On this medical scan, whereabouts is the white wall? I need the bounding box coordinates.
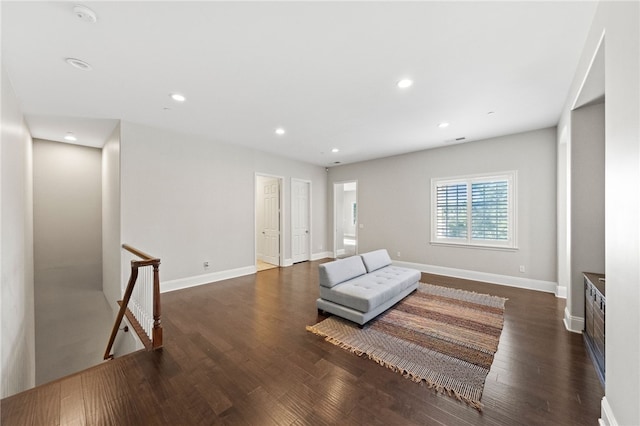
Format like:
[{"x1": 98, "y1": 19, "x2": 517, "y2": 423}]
[
  {"x1": 120, "y1": 121, "x2": 327, "y2": 289},
  {"x1": 102, "y1": 124, "x2": 121, "y2": 310},
  {"x1": 328, "y1": 127, "x2": 557, "y2": 289},
  {"x1": 1, "y1": 65, "x2": 35, "y2": 397},
  {"x1": 557, "y1": 2, "x2": 640, "y2": 424}
]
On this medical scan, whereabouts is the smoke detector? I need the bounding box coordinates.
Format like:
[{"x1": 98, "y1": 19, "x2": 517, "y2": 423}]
[{"x1": 73, "y1": 5, "x2": 98, "y2": 23}]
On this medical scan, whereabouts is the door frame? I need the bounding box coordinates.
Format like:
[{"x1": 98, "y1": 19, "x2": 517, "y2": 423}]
[
  {"x1": 333, "y1": 180, "x2": 358, "y2": 258},
  {"x1": 291, "y1": 178, "x2": 312, "y2": 263},
  {"x1": 255, "y1": 173, "x2": 285, "y2": 268}
]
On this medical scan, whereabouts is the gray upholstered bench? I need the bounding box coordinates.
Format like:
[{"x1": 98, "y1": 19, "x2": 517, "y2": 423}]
[{"x1": 316, "y1": 249, "x2": 420, "y2": 325}]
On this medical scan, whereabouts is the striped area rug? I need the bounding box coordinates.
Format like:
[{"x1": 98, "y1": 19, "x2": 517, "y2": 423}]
[{"x1": 306, "y1": 283, "x2": 507, "y2": 410}]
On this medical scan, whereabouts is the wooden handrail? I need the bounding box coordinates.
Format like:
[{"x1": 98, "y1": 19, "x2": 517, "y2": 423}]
[
  {"x1": 122, "y1": 243, "x2": 158, "y2": 261},
  {"x1": 104, "y1": 244, "x2": 163, "y2": 360}
]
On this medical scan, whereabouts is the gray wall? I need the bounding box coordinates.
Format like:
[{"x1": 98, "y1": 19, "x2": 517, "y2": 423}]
[
  {"x1": 557, "y1": 2, "x2": 640, "y2": 424},
  {"x1": 33, "y1": 140, "x2": 102, "y2": 290},
  {"x1": 569, "y1": 102, "x2": 605, "y2": 321},
  {"x1": 102, "y1": 124, "x2": 121, "y2": 310},
  {"x1": 0, "y1": 65, "x2": 35, "y2": 397},
  {"x1": 120, "y1": 121, "x2": 328, "y2": 285},
  {"x1": 32, "y1": 139, "x2": 104, "y2": 384},
  {"x1": 328, "y1": 127, "x2": 557, "y2": 283}
]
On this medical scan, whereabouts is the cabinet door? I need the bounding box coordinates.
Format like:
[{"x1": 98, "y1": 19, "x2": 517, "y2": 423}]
[
  {"x1": 585, "y1": 283, "x2": 594, "y2": 337},
  {"x1": 593, "y1": 296, "x2": 605, "y2": 369}
]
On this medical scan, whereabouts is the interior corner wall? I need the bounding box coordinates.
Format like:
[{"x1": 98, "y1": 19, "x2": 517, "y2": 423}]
[
  {"x1": 327, "y1": 127, "x2": 557, "y2": 284},
  {"x1": 557, "y1": 2, "x2": 640, "y2": 424},
  {"x1": 568, "y1": 102, "x2": 605, "y2": 322},
  {"x1": 557, "y1": 125, "x2": 570, "y2": 297},
  {"x1": 1, "y1": 65, "x2": 35, "y2": 397},
  {"x1": 119, "y1": 121, "x2": 327, "y2": 287},
  {"x1": 32, "y1": 139, "x2": 103, "y2": 289},
  {"x1": 102, "y1": 123, "x2": 121, "y2": 312}
]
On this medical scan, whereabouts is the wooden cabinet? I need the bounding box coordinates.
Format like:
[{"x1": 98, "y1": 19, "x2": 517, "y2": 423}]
[{"x1": 583, "y1": 272, "x2": 605, "y2": 385}]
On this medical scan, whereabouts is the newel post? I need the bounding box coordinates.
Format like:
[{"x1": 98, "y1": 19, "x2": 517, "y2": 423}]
[{"x1": 152, "y1": 260, "x2": 163, "y2": 349}]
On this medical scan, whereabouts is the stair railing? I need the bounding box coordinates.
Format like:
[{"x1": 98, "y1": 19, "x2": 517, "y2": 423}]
[{"x1": 104, "y1": 244, "x2": 163, "y2": 360}]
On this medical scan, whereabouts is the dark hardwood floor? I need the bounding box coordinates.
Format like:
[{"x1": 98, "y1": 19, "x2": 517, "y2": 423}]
[{"x1": 2, "y1": 260, "x2": 604, "y2": 425}]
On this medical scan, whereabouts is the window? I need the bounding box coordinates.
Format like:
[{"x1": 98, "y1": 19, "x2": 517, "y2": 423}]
[
  {"x1": 431, "y1": 172, "x2": 517, "y2": 249},
  {"x1": 351, "y1": 202, "x2": 357, "y2": 225}
]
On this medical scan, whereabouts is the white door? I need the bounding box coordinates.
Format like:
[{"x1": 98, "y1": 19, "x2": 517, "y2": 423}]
[
  {"x1": 262, "y1": 178, "x2": 280, "y2": 265},
  {"x1": 292, "y1": 179, "x2": 310, "y2": 263}
]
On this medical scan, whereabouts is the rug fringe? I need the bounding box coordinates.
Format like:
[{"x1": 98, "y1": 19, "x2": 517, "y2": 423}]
[{"x1": 306, "y1": 324, "x2": 485, "y2": 411}]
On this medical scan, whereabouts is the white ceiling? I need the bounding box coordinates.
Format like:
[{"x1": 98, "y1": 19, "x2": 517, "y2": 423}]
[{"x1": 2, "y1": 1, "x2": 597, "y2": 166}]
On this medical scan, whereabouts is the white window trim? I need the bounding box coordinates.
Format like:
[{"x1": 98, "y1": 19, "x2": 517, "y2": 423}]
[{"x1": 430, "y1": 171, "x2": 518, "y2": 250}]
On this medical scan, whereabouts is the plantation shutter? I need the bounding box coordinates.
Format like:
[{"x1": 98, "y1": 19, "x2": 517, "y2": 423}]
[
  {"x1": 471, "y1": 180, "x2": 509, "y2": 241},
  {"x1": 436, "y1": 183, "x2": 467, "y2": 239}
]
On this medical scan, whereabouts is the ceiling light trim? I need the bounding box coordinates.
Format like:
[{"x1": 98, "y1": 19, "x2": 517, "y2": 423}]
[
  {"x1": 65, "y1": 58, "x2": 92, "y2": 71},
  {"x1": 397, "y1": 78, "x2": 413, "y2": 89},
  {"x1": 170, "y1": 93, "x2": 186, "y2": 102}
]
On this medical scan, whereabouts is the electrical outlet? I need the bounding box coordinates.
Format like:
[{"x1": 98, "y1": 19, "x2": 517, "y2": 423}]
[
  {"x1": 519, "y1": 265, "x2": 525, "y2": 273},
  {"x1": 319, "y1": 244, "x2": 323, "y2": 250},
  {"x1": 204, "y1": 261, "x2": 210, "y2": 269},
  {"x1": 397, "y1": 251, "x2": 401, "y2": 258}
]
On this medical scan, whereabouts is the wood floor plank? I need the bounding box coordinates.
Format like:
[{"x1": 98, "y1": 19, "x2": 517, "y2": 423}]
[{"x1": 1, "y1": 261, "x2": 604, "y2": 425}]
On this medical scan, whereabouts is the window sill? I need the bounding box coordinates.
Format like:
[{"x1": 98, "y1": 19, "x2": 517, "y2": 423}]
[{"x1": 429, "y1": 241, "x2": 519, "y2": 252}]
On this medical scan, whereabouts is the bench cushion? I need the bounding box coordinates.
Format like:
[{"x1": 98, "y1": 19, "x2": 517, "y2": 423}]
[
  {"x1": 360, "y1": 249, "x2": 392, "y2": 273},
  {"x1": 319, "y1": 255, "x2": 367, "y2": 288}
]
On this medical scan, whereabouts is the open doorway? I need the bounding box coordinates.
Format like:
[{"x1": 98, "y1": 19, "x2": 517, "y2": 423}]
[
  {"x1": 255, "y1": 174, "x2": 283, "y2": 271},
  {"x1": 334, "y1": 181, "x2": 357, "y2": 258}
]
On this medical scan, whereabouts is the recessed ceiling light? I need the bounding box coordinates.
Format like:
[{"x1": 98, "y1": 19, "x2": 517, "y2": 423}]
[
  {"x1": 487, "y1": 111, "x2": 495, "y2": 115},
  {"x1": 438, "y1": 122, "x2": 450, "y2": 128},
  {"x1": 170, "y1": 93, "x2": 186, "y2": 102},
  {"x1": 64, "y1": 133, "x2": 77, "y2": 142},
  {"x1": 397, "y1": 78, "x2": 413, "y2": 89},
  {"x1": 65, "y1": 58, "x2": 92, "y2": 71},
  {"x1": 275, "y1": 127, "x2": 286, "y2": 136},
  {"x1": 331, "y1": 148, "x2": 339, "y2": 153},
  {"x1": 73, "y1": 5, "x2": 98, "y2": 23}
]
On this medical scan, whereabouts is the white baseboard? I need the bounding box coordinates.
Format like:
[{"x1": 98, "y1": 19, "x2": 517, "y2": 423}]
[
  {"x1": 282, "y1": 258, "x2": 294, "y2": 267},
  {"x1": 161, "y1": 265, "x2": 256, "y2": 293},
  {"x1": 393, "y1": 260, "x2": 559, "y2": 295},
  {"x1": 311, "y1": 251, "x2": 333, "y2": 261},
  {"x1": 563, "y1": 306, "x2": 584, "y2": 333},
  {"x1": 600, "y1": 397, "x2": 618, "y2": 426},
  {"x1": 555, "y1": 285, "x2": 567, "y2": 298}
]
